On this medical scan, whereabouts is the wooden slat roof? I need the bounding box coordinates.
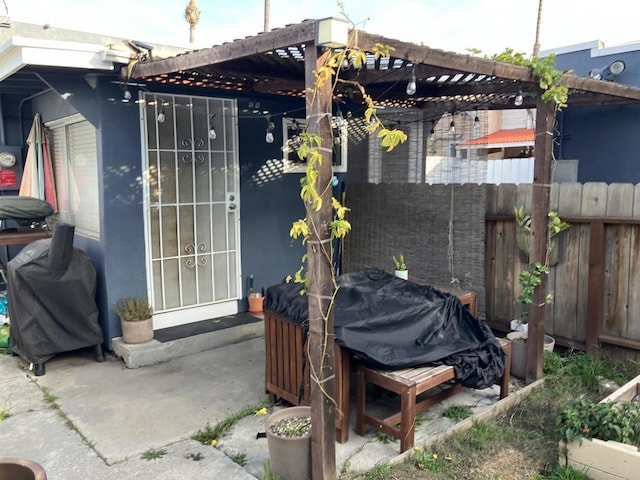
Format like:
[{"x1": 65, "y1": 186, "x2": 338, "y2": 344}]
[{"x1": 133, "y1": 19, "x2": 640, "y2": 112}]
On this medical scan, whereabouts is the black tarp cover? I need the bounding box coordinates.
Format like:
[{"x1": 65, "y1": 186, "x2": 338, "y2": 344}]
[
  {"x1": 264, "y1": 268, "x2": 505, "y2": 389},
  {"x1": 7, "y1": 224, "x2": 103, "y2": 364},
  {"x1": 0, "y1": 197, "x2": 53, "y2": 221}
]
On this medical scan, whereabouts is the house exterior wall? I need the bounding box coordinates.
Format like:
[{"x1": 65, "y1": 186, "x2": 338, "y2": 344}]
[
  {"x1": 550, "y1": 42, "x2": 640, "y2": 183},
  {"x1": 18, "y1": 74, "x2": 311, "y2": 347}
]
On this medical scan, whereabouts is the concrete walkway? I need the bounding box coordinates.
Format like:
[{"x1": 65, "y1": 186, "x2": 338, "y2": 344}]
[{"x1": 0, "y1": 332, "x2": 521, "y2": 479}]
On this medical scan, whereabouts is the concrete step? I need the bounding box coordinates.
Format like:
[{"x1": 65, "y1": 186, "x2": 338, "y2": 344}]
[{"x1": 112, "y1": 314, "x2": 264, "y2": 368}]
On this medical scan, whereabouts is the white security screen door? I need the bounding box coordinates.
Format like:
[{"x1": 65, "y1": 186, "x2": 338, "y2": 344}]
[{"x1": 141, "y1": 93, "x2": 240, "y2": 329}]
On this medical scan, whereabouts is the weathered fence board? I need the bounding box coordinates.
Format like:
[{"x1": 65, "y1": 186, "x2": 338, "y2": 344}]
[{"x1": 486, "y1": 183, "x2": 640, "y2": 354}]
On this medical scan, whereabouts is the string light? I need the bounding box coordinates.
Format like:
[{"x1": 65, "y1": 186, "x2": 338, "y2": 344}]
[
  {"x1": 514, "y1": 89, "x2": 524, "y2": 107},
  {"x1": 265, "y1": 115, "x2": 275, "y2": 144},
  {"x1": 473, "y1": 110, "x2": 480, "y2": 139},
  {"x1": 449, "y1": 115, "x2": 455, "y2": 135},
  {"x1": 157, "y1": 99, "x2": 166, "y2": 123},
  {"x1": 122, "y1": 88, "x2": 131, "y2": 102},
  {"x1": 429, "y1": 120, "x2": 435, "y2": 140},
  {"x1": 208, "y1": 114, "x2": 217, "y2": 140},
  {"x1": 406, "y1": 67, "x2": 417, "y2": 96}
]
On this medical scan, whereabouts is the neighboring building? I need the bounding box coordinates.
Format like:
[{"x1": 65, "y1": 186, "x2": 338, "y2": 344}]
[{"x1": 542, "y1": 40, "x2": 640, "y2": 183}]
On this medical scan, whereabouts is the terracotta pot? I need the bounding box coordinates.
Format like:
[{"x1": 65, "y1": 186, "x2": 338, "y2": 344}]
[
  {"x1": 121, "y1": 317, "x2": 153, "y2": 344},
  {"x1": 0, "y1": 458, "x2": 47, "y2": 480},
  {"x1": 247, "y1": 294, "x2": 264, "y2": 314},
  {"x1": 266, "y1": 406, "x2": 311, "y2": 480}
]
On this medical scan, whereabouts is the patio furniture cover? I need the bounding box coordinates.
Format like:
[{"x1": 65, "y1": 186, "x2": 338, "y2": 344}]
[
  {"x1": 7, "y1": 223, "x2": 103, "y2": 364},
  {"x1": 0, "y1": 197, "x2": 53, "y2": 222},
  {"x1": 264, "y1": 268, "x2": 505, "y2": 389}
]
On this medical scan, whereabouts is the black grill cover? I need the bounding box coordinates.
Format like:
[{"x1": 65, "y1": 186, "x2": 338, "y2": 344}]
[
  {"x1": 265, "y1": 268, "x2": 505, "y2": 389},
  {"x1": 7, "y1": 223, "x2": 103, "y2": 364}
]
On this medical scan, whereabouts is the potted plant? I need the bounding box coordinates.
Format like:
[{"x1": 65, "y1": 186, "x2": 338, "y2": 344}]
[
  {"x1": 514, "y1": 206, "x2": 571, "y2": 266},
  {"x1": 247, "y1": 275, "x2": 264, "y2": 314},
  {"x1": 393, "y1": 253, "x2": 408, "y2": 280},
  {"x1": 114, "y1": 296, "x2": 154, "y2": 344},
  {"x1": 266, "y1": 406, "x2": 311, "y2": 480}
]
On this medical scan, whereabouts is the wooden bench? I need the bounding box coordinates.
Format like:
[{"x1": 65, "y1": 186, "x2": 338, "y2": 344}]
[
  {"x1": 264, "y1": 287, "x2": 482, "y2": 445},
  {"x1": 264, "y1": 309, "x2": 350, "y2": 443},
  {"x1": 355, "y1": 338, "x2": 511, "y2": 453}
]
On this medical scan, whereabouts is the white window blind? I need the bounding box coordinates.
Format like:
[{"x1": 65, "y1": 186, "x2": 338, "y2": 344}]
[{"x1": 48, "y1": 115, "x2": 100, "y2": 239}]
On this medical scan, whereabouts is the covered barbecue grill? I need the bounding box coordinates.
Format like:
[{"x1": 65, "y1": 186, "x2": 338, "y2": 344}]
[{"x1": 7, "y1": 223, "x2": 104, "y2": 375}]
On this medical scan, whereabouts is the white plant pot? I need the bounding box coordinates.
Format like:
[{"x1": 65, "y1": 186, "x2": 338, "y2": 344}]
[
  {"x1": 395, "y1": 270, "x2": 408, "y2": 280},
  {"x1": 510, "y1": 319, "x2": 528, "y2": 332}
]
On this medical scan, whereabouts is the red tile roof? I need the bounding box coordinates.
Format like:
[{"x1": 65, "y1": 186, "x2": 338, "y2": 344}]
[{"x1": 459, "y1": 128, "x2": 534, "y2": 146}]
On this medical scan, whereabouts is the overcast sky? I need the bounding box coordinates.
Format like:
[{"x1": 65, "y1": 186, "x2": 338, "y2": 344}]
[{"x1": 5, "y1": 0, "x2": 639, "y2": 55}]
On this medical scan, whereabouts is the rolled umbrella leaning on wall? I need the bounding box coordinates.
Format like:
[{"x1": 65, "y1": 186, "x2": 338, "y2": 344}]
[{"x1": 20, "y1": 113, "x2": 57, "y2": 212}]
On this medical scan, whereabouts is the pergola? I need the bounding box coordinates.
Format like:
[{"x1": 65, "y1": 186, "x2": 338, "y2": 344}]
[{"x1": 132, "y1": 18, "x2": 640, "y2": 479}]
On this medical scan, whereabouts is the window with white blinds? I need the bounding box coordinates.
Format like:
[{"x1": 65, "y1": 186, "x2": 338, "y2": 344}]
[{"x1": 47, "y1": 114, "x2": 100, "y2": 239}]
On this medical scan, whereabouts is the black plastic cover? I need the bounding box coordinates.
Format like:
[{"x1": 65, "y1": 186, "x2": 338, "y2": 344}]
[
  {"x1": 0, "y1": 197, "x2": 53, "y2": 222},
  {"x1": 265, "y1": 268, "x2": 505, "y2": 389},
  {"x1": 7, "y1": 223, "x2": 103, "y2": 364}
]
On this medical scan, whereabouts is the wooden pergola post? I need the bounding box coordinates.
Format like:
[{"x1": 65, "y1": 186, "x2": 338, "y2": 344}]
[
  {"x1": 304, "y1": 41, "x2": 337, "y2": 479},
  {"x1": 526, "y1": 95, "x2": 555, "y2": 382}
]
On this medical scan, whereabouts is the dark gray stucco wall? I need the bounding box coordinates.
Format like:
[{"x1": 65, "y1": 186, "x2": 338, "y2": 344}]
[{"x1": 553, "y1": 45, "x2": 640, "y2": 183}]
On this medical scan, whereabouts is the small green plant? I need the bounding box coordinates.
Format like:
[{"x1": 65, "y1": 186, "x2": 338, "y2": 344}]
[
  {"x1": 113, "y1": 296, "x2": 153, "y2": 322},
  {"x1": 412, "y1": 448, "x2": 451, "y2": 474},
  {"x1": 392, "y1": 253, "x2": 407, "y2": 271},
  {"x1": 375, "y1": 430, "x2": 396, "y2": 444},
  {"x1": 443, "y1": 404, "x2": 472, "y2": 422},
  {"x1": 192, "y1": 399, "x2": 270, "y2": 445},
  {"x1": 141, "y1": 448, "x2": 167, "y2": 460},
  {"x1": 557, "y1": 395, "x2": 640, "y2": 446},
  {"x1": 269, "y1": 414, "x2": 311, "y2": 438},
  {"x1": 514, "y1": 207, "x2": 570, "y2": 325},
  {"x1": 263, "y1": 460, "x2": 282, "y2": 480},
  {"x1": 363, "y1": 462, "x2": 393, "y2": 480},
  {"x1": 539, "y1": 464, "x2": 592, "y2": 480},
  {"x1": 565, "y1": 352, "x2": 625, "y2": 392},
  {"x1": 230, "y1": 453, "x2": 247, "y2": 466},
  {"x1": 543, "y1": 350, "x2": 563, "y2": 375},
  {"x1": 0, "y1": 407, "x2": 11, "y2": 422}
]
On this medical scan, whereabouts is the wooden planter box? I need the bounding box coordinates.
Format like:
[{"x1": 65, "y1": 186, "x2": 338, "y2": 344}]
[{"x1": 560, "y1": 374, "x2": 640, "y2": 480}]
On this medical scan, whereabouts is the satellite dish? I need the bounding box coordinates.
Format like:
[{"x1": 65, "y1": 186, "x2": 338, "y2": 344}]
[{"x1": 609, "y1": 60, "x2": 625, "y2": 75}]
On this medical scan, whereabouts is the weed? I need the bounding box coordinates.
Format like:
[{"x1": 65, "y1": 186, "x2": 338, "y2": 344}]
[
  {"x1": 539, "y1": 464, "x2": 591, "y2": 480},
  {"x1": 443, "y1": 404, "x2": 472, "y2": 421},
  {"x1": 41, "y1": 386, "x2": 57, "y2": 404},
  {"x1": 141, "y1": 448, "x2": 167, "y2": 460},
  {"x1": 412, "y1": 448, "x2": 451, "y2": 475},
  {"x1": 230, "y1": 453, "x2": 247, "y2": 466},
  {"x1": 565, "y1": 352, "x2": 623, "y2": 392},
  {"x1": 363, "y1": 463, "x2": 392, "y2": 480},
  {"x1": 375, "y1": 430, "x2": 396, "y2": 444},
  {"x1": 0, "y1": 407, "x2": 11, "y2": 422},
  {"x1": 263, "y1": 460, "x2": 281, "y2": 480},
  {"x1": 543, "y1": 350, "x2": 563, "y2": 375},
  {"x1": 192, "y1": 398, "x2": 271, "y2": 445}
]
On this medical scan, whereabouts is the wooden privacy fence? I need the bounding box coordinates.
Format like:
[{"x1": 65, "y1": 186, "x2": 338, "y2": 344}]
[{"x1": 486, "y1": 182, "x2": 640, "y2": 355}]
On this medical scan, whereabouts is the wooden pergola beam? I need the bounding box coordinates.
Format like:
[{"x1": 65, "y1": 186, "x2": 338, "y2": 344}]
[{"x1": 133, "y1": 20, "x2": 315, "y2": 78}]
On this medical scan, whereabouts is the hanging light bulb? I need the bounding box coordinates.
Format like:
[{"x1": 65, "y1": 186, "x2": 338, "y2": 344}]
[
  {"x1": 157, "y1": 109, "x2": 165, "y2": 123},
  {"x1": 265, "y1": 116, "x2": 275, "y2": 144},
  {"x1": 429, "y1": 120, "x2": 435, "y2": 140},
  {"x1": 449, "y1": 119, "x2": 455, "y2": 135},
  {"x1": 341, "y1": 55, "x2": 350, "y2": 71},
  {"x1": 514, "y1": 89, "x2": 524, "y2": 106},
  {"x1": 406, "y1": 67, "x2": 417, "y2": 96},
  {"x1": 526, "y1": 109, "x2": 534, "y2": 129},
  {"x1": 208, "y1": 114, "x2": 217, "y2": 140},
  {"x1": 473, "y1": 111, "x2": 480, "y2": 139},
  {"x1": 122, "y1": 88, "x2": 131, "y2": 102}
]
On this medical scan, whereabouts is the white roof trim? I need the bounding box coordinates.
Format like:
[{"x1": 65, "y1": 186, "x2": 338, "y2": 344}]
[
  {"x1": 456, "y1": 140, "x2": 534, "y2": 150},
  {"x1": 540, "y1": 40, "x2": 603, "y2": 57},
  {"x1": 0, "y1": 36, "x2": 132, "y2": 82},
  {"x1": 540, "y1": 39, "x2": 640, "y2": 58}
]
